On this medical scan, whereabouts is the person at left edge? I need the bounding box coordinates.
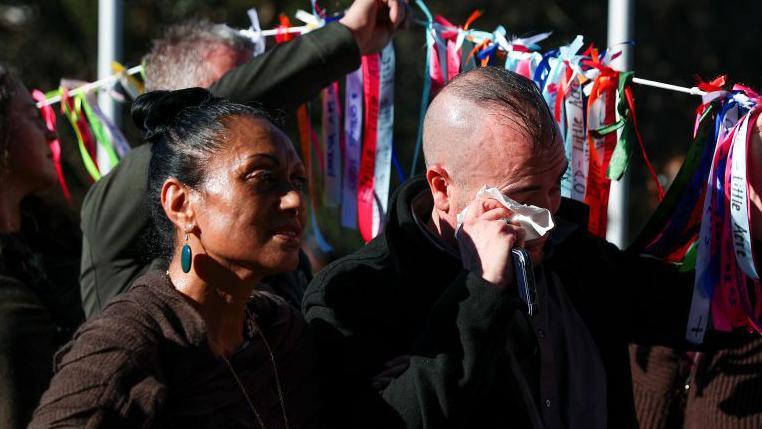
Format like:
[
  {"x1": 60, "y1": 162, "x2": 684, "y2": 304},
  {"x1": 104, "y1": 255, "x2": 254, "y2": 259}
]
[
  {"x1": 0, "y1": 65, "x2": 83, "y2": 429},
  {"x1": 79, "y1": 0, "x2": 408, "y2": 317}
]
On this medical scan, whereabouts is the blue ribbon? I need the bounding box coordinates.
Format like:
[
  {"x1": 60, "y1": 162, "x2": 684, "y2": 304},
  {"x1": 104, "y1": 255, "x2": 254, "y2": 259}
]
[
  {"x1": 410, "y1": 0, "x2": 435, "y2": 177},
  {"x1": 309, "y1": 202, "x2": 333, "y2": 253},
  {"x1": 532, "y1": 49, "x2": 559, "y2": 91},
  {"x1": 699, "y1": 95, "x2": 753, "y2": 303},
  {"x1": 476, "y1": 43, "x2": 498, "y2": 61},
  {"x1": 392, "y1": 148, "x2": 406, "y2": 183},
  {"x1": 645, "y1": 111, "x2": 718, "y2": 256}
]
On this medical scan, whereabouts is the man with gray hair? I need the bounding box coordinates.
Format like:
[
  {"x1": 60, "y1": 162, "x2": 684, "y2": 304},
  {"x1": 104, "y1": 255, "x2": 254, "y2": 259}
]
[
  {"x1": 141, "y1": 20, "x2": 258, "y2": 91},
  {"x1": 304, "y1": 67, "x2": 697, "y2": 427},
  {"x1": 80, "y1": 0, "x2": 407, "y2": 317}
]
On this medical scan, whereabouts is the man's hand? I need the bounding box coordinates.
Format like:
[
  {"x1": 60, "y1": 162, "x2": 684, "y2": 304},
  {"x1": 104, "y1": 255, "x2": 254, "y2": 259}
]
[
  {"x1": 457, "y1": 197, "x2": 526, "y2": 289},
  {"x1": 339, "y1": 0, "x2": 408, "y2": 55}
]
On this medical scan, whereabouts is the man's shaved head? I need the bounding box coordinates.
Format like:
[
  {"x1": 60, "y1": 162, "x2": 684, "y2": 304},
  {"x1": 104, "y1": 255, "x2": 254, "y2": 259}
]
[
  {"x1": 422, "y1": 67, "x2": 567, "y2": 262},
  {"x1": 423, "y1": 67, "x2": 558, "y2": 183}
]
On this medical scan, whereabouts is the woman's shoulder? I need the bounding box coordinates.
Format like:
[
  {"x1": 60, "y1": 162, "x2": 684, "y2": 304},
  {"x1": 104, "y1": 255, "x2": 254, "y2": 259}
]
[
  {"x1": 49, "y1": 270, "x2": 201, "y2": 370},
  {"x1": 94, "y1": 270, "x2": 207, "y2": 347},
  {"x1": 29, "y1": 271, "x2": 196, "y2": 428}
]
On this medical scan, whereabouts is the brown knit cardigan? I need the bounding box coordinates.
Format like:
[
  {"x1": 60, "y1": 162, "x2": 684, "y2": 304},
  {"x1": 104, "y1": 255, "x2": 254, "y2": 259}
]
[
  {"x1": 29, "y1": 271, "x2": 320, "y2": 428},
  {"x1": 630, "y1": 337, "x2": 762, "y2": 429}
]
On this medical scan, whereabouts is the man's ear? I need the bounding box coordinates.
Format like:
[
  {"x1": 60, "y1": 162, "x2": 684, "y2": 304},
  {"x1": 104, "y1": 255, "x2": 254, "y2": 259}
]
[
  {"x1": 426, "y1": 165, "x2": 454, "y2": 213},
  {"x1": 161, "y1": 178, "x2": 196, "y2": 235}
]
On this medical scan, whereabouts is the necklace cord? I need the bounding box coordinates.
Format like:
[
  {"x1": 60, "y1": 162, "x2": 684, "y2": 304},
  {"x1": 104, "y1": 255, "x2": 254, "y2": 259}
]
[{"x1": 220, "y1": 320, "x2": 290, "y2": 429}]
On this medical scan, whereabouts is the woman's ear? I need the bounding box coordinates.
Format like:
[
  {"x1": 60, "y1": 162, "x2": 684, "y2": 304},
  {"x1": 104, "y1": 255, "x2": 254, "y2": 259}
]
[
  {"x1": 161, "y1": 178, "x2": 196, "y2": 234},
  {"x1": 426, "y1": 165, "x2": 453, "y2": 213}
]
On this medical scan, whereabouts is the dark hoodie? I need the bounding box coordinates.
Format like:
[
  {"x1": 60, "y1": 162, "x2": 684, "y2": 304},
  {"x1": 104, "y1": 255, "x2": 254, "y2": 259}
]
[{"x1": 304, "y1": 176, "x2": 697, "y2": 428}]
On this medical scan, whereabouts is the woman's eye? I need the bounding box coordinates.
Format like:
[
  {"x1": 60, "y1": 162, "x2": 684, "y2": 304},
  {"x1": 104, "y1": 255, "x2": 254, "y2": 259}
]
[{"x1": 251, "y1": 171, "x2": 274, "y2": 182}]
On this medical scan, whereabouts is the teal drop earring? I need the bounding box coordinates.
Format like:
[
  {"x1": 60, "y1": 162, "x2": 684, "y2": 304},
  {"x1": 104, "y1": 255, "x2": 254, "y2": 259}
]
[{"x1": 181, "y1": 232, "x2": 192, "y2": 273}]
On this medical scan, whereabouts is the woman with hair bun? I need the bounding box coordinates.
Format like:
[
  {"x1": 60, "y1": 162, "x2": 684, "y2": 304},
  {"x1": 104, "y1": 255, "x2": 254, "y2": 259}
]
[{"x1": 30, "y1": 88, "x2": 317, "y2": 429}]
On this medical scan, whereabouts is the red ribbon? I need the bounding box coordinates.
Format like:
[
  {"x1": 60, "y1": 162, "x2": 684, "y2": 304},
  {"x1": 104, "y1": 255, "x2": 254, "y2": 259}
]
[
  {"x1": 428, "y1": 14, "x2": 467, "y2": 94},
  {"x1": 32, "y1": 90, "x2": 71, "y2": 203},
  {"x1": 358, "y1": 53, "x2": 380, "y2": 242},
  {"x1": 623, "y1": 83, "x2": 665, "y2": 200},
  {"x1": 553, "y1": 65, "x2": 574, "y2": 122},
  {"x1": 697, "y1": 75, "x2": 727, "y2": 93},
  {"x1": 584, "y1": 68, "x2": 618, "y2": 237},
  {"x1": 694, "y1": 75, "x2": 728, "y2": 125},
  {"x1": 463, "y1": 10, "x2": 482, "y2": 30},
  {"x1": 715, "y1": 108, "x2": 762, "y2": 333},
  {"x1": 61, "y1": 88, "x2": 99, "y2": 178},
  {"x1": 275, "y1": 15, "x2": 296, "y2": 44}
]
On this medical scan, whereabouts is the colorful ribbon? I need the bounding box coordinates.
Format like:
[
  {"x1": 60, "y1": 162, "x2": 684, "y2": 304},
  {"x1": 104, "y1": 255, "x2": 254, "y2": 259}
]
[
  {"x1": 31, "y1": 89, "x2": 72, "y2": 203},
  {"x1": 273, "y1": 22, "x2": 331, "y2": 252},
  {"x1": 358, "y1": 43, "x2": 396, "y2": 243},
  {"x1": 685, "y1": 90, "x2": 761, "y2": 343},
  {"x1": 87, "y1": 95, "x2": 131, "y2": 158},
  {"x1": 583, "y1": 63, "x2": 617, "y2": 237},
  {"x1": 410, "y1": 0, "x2": 435, "y2": 177},
  {"x1": 341, "y1": 68, "x2": 363, "y2": 229},
  {"x1": 629, "y1": 104, "x2": 718, "y2": 261},
  {"x1": 81, "y1": 94, "x2": 120, "y2": 173},
  {"x1": 372, "y1": 43, "x2": 396, "y2": 239},
  {"x1": 60, "y1": 89, "x2": 100, "y2": 181}
]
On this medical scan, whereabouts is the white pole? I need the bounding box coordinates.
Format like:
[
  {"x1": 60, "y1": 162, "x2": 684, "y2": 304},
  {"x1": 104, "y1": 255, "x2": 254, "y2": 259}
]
[
  {"x1": 97, "y1": 0, "x2": 122, "y2": 175},
  {"x1": 606, "y1": 0, "x2": 633, "y2": 248}
]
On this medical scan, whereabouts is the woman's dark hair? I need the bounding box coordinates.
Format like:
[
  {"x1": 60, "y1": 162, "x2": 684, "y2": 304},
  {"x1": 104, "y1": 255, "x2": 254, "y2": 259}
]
[
  {"x1": 132, "y1": 87, "x2": 275, "y2": 261},
  {"x1": 0, "y1": 65, "x2": 17, "y2": 172}
]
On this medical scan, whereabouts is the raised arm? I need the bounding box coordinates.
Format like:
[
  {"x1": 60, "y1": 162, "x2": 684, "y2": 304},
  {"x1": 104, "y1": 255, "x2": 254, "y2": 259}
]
[
  {"x1": 304, "y1": 195, "x2": 531, "y2": 427},
  {"x1": 210, "y1": 0, "x2": 407, "y2": 111}
]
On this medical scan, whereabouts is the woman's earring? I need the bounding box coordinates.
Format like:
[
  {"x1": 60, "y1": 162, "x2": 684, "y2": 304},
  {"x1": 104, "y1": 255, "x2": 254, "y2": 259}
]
[{"x1": 181, "y1": 232, "x2": 192, "y2": 273}]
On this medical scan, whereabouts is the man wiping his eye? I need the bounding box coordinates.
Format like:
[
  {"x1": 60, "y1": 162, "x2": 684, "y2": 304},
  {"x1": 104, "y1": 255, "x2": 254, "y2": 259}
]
[{"x1": 305, "y1": 66, "x2": 704, "y2": 428}]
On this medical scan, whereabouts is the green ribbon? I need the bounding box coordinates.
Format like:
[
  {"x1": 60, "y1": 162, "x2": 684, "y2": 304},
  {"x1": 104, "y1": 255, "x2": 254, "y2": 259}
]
[
  {"x1": 589, "y1": 71, "x2": 634, "y2": 181},
  {"x1": 60, "y1": 90, "x2": 101, "y2": 181},
  {"x1": 80, "y1": 94, "x2": 120, "y2": 168},
  {"x1": 679, "y1": 241, "x2": 698, "y2": 272}
]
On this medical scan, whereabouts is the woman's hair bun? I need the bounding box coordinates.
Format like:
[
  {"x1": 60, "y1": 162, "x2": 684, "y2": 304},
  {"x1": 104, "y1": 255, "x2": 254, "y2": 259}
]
[{"x1": 131, "y1": 87, "x2": 213, "y2": 140}]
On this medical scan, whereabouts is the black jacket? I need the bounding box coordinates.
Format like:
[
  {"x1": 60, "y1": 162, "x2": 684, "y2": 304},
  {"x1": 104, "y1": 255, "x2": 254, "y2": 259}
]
[
  {"x1": 79, "y1": 22, "x2": 361, "y2": 317},
  {"x1": 304, "y1": 176, "x2": 696, "y2": 428},
  {"x1": 0, "y1": 199, "x2": 84, "y2": 429}
]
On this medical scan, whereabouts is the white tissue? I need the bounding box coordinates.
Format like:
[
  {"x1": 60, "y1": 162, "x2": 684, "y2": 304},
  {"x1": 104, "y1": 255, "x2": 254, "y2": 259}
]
[{"x1": 455, "y1": 186, "x2": 555, "y2": 240}]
